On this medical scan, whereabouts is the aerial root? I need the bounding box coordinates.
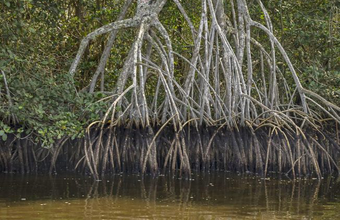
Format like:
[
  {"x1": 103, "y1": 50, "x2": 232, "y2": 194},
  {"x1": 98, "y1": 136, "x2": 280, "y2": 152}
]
[{"x1": 0, "y1": 124, "x2": 338, "y2": 179}]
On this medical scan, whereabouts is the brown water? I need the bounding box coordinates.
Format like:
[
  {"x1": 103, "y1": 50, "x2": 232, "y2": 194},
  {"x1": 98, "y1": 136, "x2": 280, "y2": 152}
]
[{"x1": 1, "y1": 173, "x2": 340, "y2": 219}]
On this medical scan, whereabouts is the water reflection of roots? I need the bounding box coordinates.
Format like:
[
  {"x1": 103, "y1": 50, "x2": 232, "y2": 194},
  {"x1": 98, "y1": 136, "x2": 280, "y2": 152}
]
[{"x1": 82, "y1": 175, "x2": 330, "y2": 218}]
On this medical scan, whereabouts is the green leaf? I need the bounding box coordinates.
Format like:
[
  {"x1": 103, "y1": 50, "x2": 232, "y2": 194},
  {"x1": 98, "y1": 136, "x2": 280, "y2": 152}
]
[
  {"x1": 2, "y1": 134, "x2": 7, "y2": 141},
  {"x1": 0, "y1": 130, "x2": 4, "y2": 136},
  {"x1": 28, "y1": 27, "x2": 36, "y2": 33},
  {"x1": 71, "y1": 134, "x2": 77, "y2": 140},
  {"x1": 0, "y1": 60, "x2": 6, "y2": 68},
  {"x1": 4, "y1": 1, "x2": 10, "y2": 7}
]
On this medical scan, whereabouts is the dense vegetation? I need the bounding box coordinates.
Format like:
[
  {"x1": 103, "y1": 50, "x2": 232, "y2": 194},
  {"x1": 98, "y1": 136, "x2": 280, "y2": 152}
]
[{"x1": 0, "y1": 0, "x2": 339, "y2": 178}]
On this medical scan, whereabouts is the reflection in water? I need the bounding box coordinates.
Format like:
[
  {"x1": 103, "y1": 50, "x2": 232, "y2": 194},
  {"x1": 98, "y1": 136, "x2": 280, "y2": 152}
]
[{"x1": 0, "y1": 173, "x2": 340, "y2": 219}]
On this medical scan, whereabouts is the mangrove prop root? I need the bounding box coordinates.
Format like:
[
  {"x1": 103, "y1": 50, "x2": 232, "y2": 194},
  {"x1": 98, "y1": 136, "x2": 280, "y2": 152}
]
[
  {"x1": 1, "y1": 1, "x2": 340, "y2": 178},
  {"x1": 1, "y1": 126, "x2": 339, "y2": 180}
]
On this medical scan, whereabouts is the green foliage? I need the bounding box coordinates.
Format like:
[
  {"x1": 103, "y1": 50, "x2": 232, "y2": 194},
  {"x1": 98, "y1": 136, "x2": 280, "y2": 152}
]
[
  {"x1": 0, "y1": 70, "x2": 110, "y2": 147},
  {"x1": 0, "y1": 0, "x2": 125, "y2": 146},
  {"x1": 263, "y1": 0, "x2": 340, "y2": 105},
  {"x1": 0, "y1": 121, "x2": 13, "y2": 141},
  {"x1": 302, "y1": 67, "x2": 340, "y2": 104}
]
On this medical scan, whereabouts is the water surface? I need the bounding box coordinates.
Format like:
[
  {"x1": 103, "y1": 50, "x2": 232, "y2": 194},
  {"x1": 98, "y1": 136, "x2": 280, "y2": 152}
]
[{"x1": 1, "y1": 173, "x2": 340, "y2": 219}]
